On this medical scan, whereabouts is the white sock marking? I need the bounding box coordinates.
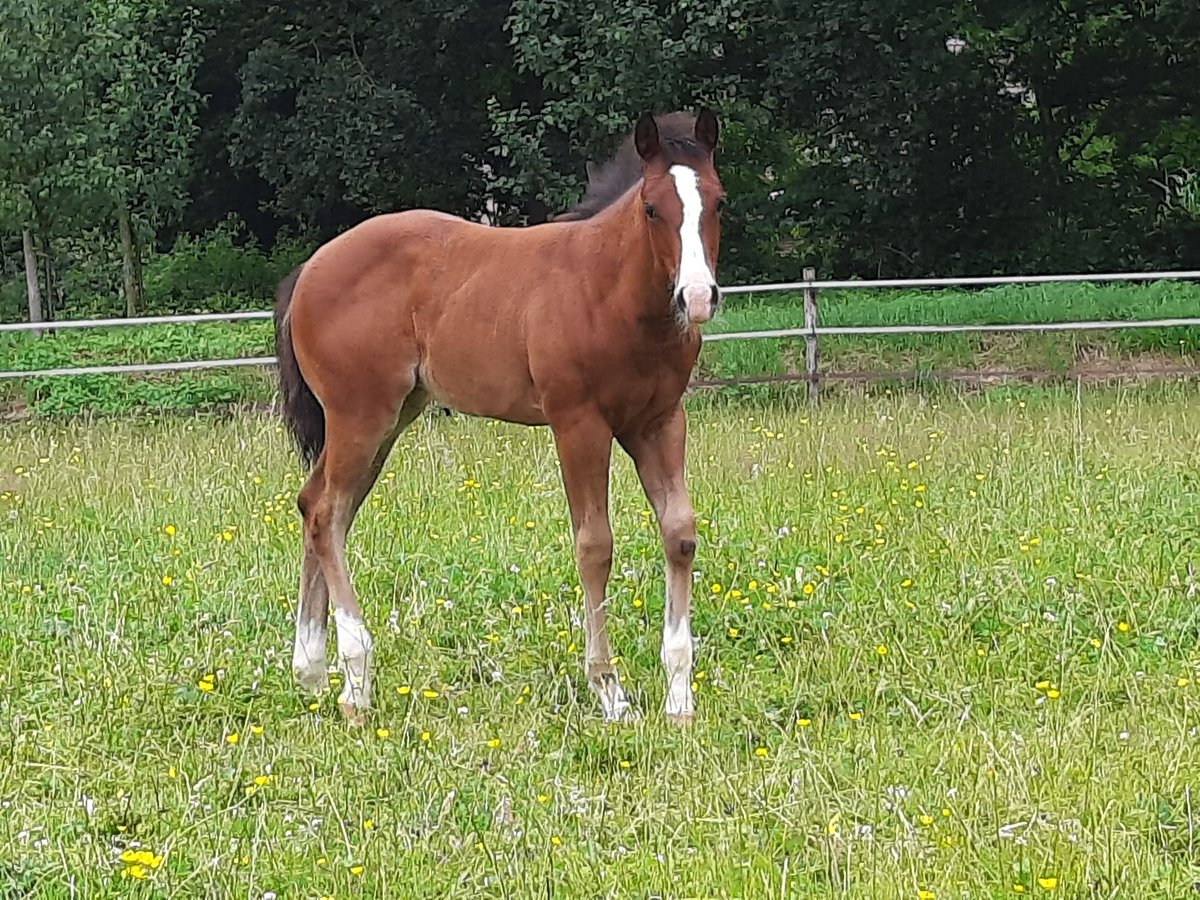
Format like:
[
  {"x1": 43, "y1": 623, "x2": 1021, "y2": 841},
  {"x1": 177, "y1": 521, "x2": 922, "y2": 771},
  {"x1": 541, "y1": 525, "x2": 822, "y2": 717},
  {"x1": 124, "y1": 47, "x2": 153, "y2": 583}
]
[
  {"x1": 334, "y1": 608, "x2": 373, "y2": 709},
  {"x1": 292, "y1": 615, "x2": 327, "y2": 692},
  {"x1": 661, "y1": 616, "x2": 694, "y2": 718}
]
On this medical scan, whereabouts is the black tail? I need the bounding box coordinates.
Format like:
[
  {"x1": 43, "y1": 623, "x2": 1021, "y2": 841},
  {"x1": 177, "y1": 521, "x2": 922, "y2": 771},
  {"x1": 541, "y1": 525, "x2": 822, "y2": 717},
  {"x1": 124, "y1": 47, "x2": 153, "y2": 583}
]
[{"x1": 274, "y1": 265, "x2": 325, "y2": 468}]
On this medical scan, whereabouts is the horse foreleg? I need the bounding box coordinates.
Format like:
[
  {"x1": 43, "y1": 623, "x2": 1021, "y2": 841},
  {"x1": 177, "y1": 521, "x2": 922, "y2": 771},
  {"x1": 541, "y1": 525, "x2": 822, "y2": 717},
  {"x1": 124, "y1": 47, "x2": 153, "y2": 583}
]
[
  {"x1": 620, "y1": 406, "x2": 697, "y2": 724},
  {"x1": 552, "y1": 415, "x2": 637, "y2": 722}
]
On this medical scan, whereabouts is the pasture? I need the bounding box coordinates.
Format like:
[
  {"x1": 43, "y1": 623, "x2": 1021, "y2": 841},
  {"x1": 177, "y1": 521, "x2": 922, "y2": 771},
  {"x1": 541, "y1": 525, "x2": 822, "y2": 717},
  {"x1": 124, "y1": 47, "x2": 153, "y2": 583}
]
[{"x1": 2, "y1": 385, "x2": 1200, "y2": 897}]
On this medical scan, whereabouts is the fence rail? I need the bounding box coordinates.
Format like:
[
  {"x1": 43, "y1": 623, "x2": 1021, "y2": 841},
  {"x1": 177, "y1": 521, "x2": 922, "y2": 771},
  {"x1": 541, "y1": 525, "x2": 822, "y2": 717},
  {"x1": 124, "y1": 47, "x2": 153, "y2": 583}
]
[{"x1": 2, "y1": 270, "x2": 1199, "y2": 397}]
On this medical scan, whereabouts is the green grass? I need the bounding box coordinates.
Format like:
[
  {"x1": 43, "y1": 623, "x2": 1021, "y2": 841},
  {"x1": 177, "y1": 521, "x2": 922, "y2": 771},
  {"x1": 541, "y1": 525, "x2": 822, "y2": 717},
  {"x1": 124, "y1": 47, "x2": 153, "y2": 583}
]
[
  {"x1": 700, "y1": 280, "x2": 1200, "y2": 381},
  {"x1": 3, "y1": 385, "x2": 1200, "y2": 896},
  {"x1": 2, "y1": 281, "x2": 1198, "y2": 416}
]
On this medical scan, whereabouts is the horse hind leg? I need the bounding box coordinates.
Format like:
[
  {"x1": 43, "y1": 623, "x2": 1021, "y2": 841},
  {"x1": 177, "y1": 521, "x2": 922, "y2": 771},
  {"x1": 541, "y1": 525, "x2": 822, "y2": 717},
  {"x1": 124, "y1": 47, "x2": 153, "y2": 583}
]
[
  {"x1": 297, "y1": 388, "x2": 428, "y2": 721},
  {"x1": 293, "y1": 465, "x2": 331, "y2": 694}
]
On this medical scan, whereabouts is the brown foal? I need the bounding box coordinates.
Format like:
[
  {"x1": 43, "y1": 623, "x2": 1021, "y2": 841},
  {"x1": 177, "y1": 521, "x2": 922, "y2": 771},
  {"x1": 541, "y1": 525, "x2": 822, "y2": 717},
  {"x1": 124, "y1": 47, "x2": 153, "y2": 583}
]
[{"x1": 274, "y1": 110, "x2": 725, "y2": 723}]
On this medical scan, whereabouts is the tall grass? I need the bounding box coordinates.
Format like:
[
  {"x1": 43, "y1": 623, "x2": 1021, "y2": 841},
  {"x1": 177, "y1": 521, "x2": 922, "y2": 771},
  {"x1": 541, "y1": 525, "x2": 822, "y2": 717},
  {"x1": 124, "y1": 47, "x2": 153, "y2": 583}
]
[{"x1": 2, "y1": 385, "x2": 1200, "y2": 896}]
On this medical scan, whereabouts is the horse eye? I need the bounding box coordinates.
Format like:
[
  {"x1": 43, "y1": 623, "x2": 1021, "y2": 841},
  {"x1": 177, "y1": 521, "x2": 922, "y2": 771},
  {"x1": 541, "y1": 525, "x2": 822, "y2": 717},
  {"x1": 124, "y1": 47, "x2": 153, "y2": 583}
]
[{"x1": 643, "y1": 203, "x2": 657, "y2": 219}]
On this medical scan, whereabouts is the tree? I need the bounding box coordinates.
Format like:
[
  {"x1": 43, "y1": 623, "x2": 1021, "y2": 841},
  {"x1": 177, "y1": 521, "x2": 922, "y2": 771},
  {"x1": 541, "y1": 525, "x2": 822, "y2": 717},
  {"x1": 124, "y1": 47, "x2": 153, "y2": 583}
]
[
  {"x1": 86, "y1": 0, "x2": 204, "y2": 315},
  {"x1": 0, "y1": 0, "x2": 95, "y2": 330},
  {"x1": 228, "y1": 0, "x2": 515, "y2": 236}
]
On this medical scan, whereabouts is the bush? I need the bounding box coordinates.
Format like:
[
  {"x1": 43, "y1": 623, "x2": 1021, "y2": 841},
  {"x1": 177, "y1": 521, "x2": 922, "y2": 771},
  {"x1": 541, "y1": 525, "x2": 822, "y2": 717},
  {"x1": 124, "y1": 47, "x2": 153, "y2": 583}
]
[{"x1": 142, "y1": 220, "x2": 310, "y2": 313}]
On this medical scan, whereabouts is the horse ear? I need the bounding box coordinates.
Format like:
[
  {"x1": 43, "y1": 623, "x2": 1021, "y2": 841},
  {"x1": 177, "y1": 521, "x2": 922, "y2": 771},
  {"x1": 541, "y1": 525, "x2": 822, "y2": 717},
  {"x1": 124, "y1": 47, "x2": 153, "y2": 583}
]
[
  {"x1": 695, "y1": 107, "x2": 719, "y2": 154},
  {"x1": 634, "y1": 112, "x2": 661, "y2": 162}
]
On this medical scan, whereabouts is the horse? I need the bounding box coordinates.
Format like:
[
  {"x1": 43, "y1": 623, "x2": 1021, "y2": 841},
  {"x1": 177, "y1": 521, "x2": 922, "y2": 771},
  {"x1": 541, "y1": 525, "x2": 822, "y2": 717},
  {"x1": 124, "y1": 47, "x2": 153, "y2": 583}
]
[{"x1": 274, "y1": 109, "x2": 725, "y2": 725}]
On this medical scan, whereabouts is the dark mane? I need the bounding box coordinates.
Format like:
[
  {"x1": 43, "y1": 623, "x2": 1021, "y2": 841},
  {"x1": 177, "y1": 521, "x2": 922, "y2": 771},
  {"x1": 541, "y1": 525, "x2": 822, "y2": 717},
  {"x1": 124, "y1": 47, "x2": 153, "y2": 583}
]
[{"x1": 553, "y1": 113, "x2": 709, "y2": 222}]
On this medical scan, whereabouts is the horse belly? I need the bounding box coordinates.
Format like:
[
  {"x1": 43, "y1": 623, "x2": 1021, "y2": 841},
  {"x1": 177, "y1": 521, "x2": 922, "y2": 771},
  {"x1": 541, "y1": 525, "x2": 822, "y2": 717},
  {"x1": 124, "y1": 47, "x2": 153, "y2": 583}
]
[{"x1": 419, "y1": 344, "x2": 547, "y2": 426}]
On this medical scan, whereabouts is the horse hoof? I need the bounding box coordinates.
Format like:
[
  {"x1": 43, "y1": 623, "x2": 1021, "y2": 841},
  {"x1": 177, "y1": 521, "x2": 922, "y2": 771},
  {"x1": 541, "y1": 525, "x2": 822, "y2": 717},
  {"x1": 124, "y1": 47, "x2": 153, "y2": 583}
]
[
  {"x1": 294, "y1": 667, "x2": 328, "y2": 695},
  {"x1": 339, "y1": 703, "x2": 368, "y2": 726},
  {"x1": 666, "y1": 712, "x2": 694, "y2": 727},
  {"x1": 605, "y1": 705, "x2": 642, "y2": 724}
]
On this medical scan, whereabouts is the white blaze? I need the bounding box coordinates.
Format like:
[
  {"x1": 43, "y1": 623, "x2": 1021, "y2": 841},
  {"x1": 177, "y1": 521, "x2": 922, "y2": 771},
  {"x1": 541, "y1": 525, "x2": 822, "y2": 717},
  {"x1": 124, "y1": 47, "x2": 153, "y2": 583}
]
[{"x1": 668, "y1": 165, "x2": 718, "y2": 324}]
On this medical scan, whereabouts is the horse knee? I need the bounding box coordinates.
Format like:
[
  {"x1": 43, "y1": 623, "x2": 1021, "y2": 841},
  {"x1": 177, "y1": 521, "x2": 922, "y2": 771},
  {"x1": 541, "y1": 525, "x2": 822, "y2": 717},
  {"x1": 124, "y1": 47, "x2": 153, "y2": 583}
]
[{"x1": 575, "y1": 524, "x2": 613, "y2": 571}]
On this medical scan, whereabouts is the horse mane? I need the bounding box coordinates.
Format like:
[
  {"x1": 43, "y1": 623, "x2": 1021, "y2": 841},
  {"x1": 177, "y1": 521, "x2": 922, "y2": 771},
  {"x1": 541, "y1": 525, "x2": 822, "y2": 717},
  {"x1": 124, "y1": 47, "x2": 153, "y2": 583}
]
[{"x1": 553, "y1": 112, "x2": 709, "y2": 222}]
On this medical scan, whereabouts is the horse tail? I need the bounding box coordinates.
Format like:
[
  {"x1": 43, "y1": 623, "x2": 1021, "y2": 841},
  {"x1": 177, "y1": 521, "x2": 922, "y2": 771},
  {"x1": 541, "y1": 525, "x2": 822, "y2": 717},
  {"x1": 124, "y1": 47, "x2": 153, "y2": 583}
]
[{"x1": 274, "y1": 265, "x2": 325, "y2": 469}]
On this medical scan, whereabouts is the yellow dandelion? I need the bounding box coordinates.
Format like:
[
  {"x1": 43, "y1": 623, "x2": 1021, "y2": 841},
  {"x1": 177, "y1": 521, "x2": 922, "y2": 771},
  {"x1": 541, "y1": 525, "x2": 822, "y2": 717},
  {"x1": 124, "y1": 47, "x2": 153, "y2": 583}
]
[
  {"x1": 420, "y1": 731, "x2": 431, "y2": 742},
  {"x1": 221, "y1": 531, "x2": 234, "y2": 542},
  {"x1": 1046, "y1": 689, "x2": 1061, "y2": 699},
  {"x1": 849, "y1": 711, "x2": 863, "y2": 721},
  {"x1": 727, "y1": 627, "x2": 740, "y2": 638},
  {"x1": 797, "y1": 718, "x2": 812, "y2": 727},
  {"x1": 225, "y1": 732, "x2": 239, "y2": 745},
  {"x1": 1178, "y1": 677, "x2": 1190, "y2": 688},
  {"x1": 711, "y1": 583, "x2": 723, "y2": 594},
  {"x1": 397, "y1": 686, "x2": 411, "y2": 696},
  {"x1": 161, "y1": 575, "x2": 173, "y2": 586},
  {"x1": 802, "y1": 582, "x2": 815, "y2": 596},
  {"x1": 537, "y1": 793, "x2": 549, "y2": 803},
  {"x1": 487, "y1": 738, "x2": 501, "y2": 749},
  {"x1": 919, "y1": 891, "x2": 936, "y2": 900},
  {"x1": 1037, "y1": 877, "x2": 1057, "y2": 890},
  {"x1": 197, "y1": 675, "x2": 215, "y2": 693},
  {"x1": 364, "y1": 818, "x2": 375, "y2": 830},
  {"x1": 876, "y1": 644, "x2": 889, "y2": 656},
  {"x1": 1117, "y1": 621, "x2": 1130, "y2": 633},
  {"x1": 551, "y1": 835, "x2": 562, "y2": 846},
  {"x1": 919, "y1": 814, "x2": 934, "y2": 826},
  {"x1": 754, "y1": 747, "x2": 769, "y2": 758},
  {"x1": 251, "y1": 725, "x2": 264, "y2": 735},
  {"x1": 900, "y1": 578, "x2": 913, "y2": 588},
  {"x1": 164, "y1": 524, "x2": 176, "y2": 536},
  {"x1": 421, "y1": 689, "x2": 439, "y2": 699},
  {"x1": 376, "y1": 727, "x2": 391, "y2": 738},
  {"x1": 349, "y1": 864, "x2": 365, "y2": 876},
  {"x1": 1013, "y1": 887, "x2": 1026, "y2": 894},
  {"x1": 1090, "y1": 638, "x2": 1102, "y2": 648}
]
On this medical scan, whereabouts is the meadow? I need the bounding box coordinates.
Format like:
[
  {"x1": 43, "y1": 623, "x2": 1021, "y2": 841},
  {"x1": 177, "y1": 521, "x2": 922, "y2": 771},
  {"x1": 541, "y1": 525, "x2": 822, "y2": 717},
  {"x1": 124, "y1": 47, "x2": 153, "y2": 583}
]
[{"x1": 3, "y1": 383, "x2": 1200, "y2": 897}]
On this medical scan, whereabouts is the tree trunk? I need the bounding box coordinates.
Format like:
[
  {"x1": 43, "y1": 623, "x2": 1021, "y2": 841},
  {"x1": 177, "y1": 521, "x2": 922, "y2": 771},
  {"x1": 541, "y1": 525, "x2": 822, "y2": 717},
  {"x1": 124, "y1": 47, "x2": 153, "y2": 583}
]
[
  {"x1": 118, "y1": 204, "x2": 143, "y2": 316},
  {"x1": 22, "y1": 227, "x2": 44, "y2": 338}
]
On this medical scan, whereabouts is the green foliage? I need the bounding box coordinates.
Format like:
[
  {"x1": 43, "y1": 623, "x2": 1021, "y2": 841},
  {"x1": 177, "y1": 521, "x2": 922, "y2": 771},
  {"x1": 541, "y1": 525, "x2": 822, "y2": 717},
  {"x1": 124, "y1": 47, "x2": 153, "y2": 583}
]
[
  {"x1": 3, "y1": 1, "x2": 1200, "y2": 321},
  {"x1": 141, "y1": 224, "x2": 309, "y2": 313},
  {"x1": 228, "y1": 0, "x2": 515, "y2": 230},
  {"x1": 0, "y1": 319, "x2": 274, "y2": 415}
]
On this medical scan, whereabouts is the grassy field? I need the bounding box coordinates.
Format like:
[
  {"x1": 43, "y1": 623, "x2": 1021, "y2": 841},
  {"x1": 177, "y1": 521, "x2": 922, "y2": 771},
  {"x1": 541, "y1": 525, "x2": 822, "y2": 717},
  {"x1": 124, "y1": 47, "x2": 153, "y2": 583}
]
[
  {"x1": 3, "y1": 386, "x2": 1200, "y2": 897},
  {"x1": 2, "y1": 280, "x2": 1198, "y2": 416}
]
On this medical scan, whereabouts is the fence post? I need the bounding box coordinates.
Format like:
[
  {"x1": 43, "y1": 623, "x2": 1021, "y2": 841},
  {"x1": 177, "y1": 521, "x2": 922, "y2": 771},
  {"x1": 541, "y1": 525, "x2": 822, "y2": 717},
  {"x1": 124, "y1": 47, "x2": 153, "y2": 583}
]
[{"x1": 803, "y1": 266, "x2": 819, "y2": 406}]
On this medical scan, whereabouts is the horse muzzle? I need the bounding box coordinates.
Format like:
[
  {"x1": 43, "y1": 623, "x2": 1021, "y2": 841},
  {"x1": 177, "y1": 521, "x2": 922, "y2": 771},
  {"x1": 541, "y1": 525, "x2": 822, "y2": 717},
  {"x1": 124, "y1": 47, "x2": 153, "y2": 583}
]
[{"x1": 675, "y1": 283, "x2": 721, "y2": 325}]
